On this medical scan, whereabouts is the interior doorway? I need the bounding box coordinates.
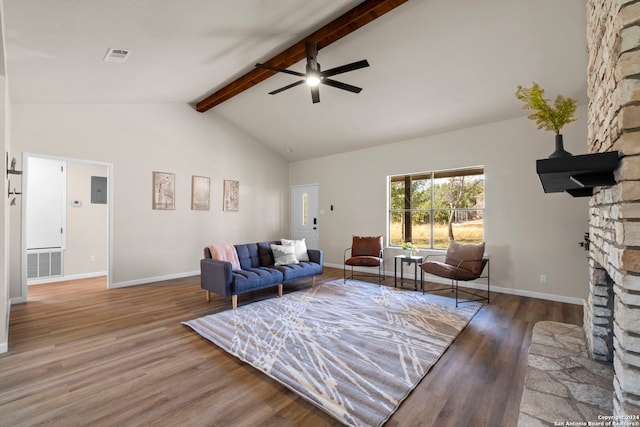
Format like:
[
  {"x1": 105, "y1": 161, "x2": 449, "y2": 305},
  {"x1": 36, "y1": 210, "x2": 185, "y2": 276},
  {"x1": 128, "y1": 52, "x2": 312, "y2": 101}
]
[
  {"x1": 24, "y1": 157, "x2": 66, "y2": 281},
  {"x1": 21, "y1": 153, "x2": 113, "y2": 300}
]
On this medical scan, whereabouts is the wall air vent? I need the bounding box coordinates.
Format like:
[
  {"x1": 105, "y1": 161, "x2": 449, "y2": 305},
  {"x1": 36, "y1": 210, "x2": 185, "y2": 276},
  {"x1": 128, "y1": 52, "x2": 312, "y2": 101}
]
[
  {"x1": 103, "y1": 48, "x2": 130, "y2": 63},
  {"x1": 27, "y1": 250, "x2": 63, "y2": 279}
]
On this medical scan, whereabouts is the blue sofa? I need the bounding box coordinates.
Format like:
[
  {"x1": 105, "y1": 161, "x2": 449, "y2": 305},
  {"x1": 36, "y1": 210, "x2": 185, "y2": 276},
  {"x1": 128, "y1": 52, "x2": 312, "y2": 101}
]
[{"x1": 201, "y1": 240, "x2": 323, "y2": 309}]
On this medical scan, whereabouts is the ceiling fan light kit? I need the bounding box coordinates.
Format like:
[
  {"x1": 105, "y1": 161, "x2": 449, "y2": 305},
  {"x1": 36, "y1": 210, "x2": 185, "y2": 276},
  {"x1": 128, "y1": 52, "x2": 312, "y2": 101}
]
[
  {"x1": 306, "y1": 73, "x2": 321, "y2": 87},
  {"x1": 255, "y1": 41, "x2": 369, "y2": 104}
]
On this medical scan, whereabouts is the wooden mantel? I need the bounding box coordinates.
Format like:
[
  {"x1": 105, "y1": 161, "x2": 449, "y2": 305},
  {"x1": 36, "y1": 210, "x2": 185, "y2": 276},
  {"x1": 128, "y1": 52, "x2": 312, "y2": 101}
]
[{"x1": 195, "y1": 0, "x2": 409, "y2": 112}]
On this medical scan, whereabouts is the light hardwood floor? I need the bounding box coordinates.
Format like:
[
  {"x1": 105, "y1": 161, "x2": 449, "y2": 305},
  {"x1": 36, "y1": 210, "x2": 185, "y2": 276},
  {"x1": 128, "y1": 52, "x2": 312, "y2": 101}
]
[{"x1": 0, "y1": 268, "x2": 582, "y2": 426}]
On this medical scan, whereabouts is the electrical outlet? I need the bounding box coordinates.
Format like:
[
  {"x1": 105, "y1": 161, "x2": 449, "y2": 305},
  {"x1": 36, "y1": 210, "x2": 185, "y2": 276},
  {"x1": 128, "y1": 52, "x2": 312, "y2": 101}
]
[
  {"x1": 540, "y1": 274, "x2": 548, "y2": 284},
  {"x1": 90, "y1": 255, "x2": 96, "y2": 262}
]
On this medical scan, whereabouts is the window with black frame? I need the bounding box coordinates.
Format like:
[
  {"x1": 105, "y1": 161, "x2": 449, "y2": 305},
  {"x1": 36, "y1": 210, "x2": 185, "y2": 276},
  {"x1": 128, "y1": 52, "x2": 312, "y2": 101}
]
[{"x1": 388, "y1": 167, "x2": 485, "y2": 249}]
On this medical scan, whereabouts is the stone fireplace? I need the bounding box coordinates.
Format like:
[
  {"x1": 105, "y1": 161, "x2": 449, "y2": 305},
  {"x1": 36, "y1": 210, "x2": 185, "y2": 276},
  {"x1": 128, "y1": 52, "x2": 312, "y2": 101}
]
[{"x1": 585, "y1": 0, "x2": 640, "y2": 417}]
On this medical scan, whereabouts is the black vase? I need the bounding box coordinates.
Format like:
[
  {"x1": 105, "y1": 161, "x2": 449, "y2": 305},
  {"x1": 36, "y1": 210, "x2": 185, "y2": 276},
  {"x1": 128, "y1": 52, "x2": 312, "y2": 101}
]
[{"x1": 549, "y1": 134, "x2": 572, "y2": 158}]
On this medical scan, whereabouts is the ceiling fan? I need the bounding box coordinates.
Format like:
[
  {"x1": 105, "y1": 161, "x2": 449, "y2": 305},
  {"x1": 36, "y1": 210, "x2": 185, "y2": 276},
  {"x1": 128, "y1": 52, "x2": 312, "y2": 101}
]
[{"x1": 255, "y1": 41, "x2": 370, "y2": 104}]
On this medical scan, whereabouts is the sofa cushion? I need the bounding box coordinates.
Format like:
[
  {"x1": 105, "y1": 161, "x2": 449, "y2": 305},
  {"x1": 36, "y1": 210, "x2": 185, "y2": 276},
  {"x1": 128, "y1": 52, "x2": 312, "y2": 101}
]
[
  {"x1": 276, "y1": 262, "x2": 322, "y2": 282},
  {"x1": 281, "y1": 238, "x2": 310, "y2": 262},
  {"x1": 271, "y1": 244, "x2": 299, "y2": 266},
  {"x1": 257, "y1": 241, "x2": 278, "y2": 267},
  {"x1": 232, "y1": 267, "x2": 284, "y2": 293},
  {"x1": 235, "y1": 243, "x2": 261, "y2": 269}
]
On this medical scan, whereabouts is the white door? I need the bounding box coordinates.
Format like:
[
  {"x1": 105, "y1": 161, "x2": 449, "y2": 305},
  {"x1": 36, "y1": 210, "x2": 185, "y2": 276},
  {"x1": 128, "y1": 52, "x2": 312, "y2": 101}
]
[
  {"x1": 291, "y1": 184, "x2": 319, "y2": 249},
  {"x1": 26, "y1": 157, "x2": 66, "y2": 249}
]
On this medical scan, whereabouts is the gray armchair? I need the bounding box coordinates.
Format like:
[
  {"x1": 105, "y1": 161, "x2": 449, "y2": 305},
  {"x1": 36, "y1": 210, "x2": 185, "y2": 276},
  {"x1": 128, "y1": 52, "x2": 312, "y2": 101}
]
[{"x1": 420, "y1": 240, "x2": 489, "y2": 307}]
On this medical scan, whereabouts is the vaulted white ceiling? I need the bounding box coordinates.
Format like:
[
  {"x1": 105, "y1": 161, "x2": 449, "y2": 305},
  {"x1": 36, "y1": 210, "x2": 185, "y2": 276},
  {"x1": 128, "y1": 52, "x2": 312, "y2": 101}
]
[{"x1": 3, "y1": 0, "x2": 587, "y2": 161}]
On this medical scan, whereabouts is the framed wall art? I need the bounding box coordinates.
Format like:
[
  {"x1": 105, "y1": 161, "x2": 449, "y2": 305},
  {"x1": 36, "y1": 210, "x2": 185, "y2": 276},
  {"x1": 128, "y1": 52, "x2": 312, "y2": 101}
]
[
  {"x1": 152, "y1": 171, "x2": 175, "y2": 210},
  {"x1": 191, "y1": 175, "x2": 210, "y2": 210},
  {"x1": 223, "y1": 179, "x2": 239, "y2": 212}
]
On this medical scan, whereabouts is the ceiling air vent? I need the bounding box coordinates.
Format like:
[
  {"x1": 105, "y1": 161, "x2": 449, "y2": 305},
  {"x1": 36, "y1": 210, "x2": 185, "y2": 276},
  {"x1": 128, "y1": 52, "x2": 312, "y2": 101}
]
[{"x1": 103, "y1": 48, "x2": 130, "y2": 63}]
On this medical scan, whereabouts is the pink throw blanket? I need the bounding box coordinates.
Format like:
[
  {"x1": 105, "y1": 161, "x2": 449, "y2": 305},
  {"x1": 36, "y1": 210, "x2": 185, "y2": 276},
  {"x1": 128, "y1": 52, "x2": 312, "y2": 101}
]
[{"x1": 208, "y1": 244, "x2": 241, "y2": 271}]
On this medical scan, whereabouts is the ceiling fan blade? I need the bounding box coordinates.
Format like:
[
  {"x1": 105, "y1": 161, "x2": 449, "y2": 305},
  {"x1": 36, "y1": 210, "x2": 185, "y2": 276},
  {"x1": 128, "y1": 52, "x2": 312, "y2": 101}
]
[
  {"x1": 268, "y1": 80, "x2": 305, "y2": 95},
  {"x1": 255, "y1": 63, "x2": 305, "y2": 77},
  {"x1": 310, "y1": 85, "x2": 320, "y2": 104},
  {"x1": 321, "y1": 78, "x2": 363, "y2": 94},
  {"x1": 321, "y1": 60, "x2": 370, "y2": 78}
]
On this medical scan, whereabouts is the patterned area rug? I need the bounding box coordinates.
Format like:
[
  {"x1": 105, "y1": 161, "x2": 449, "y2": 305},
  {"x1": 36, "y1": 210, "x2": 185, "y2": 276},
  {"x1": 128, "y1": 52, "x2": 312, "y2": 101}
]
[{"x1": 184, "y1": 280, "x2": 481, "y2": 427}]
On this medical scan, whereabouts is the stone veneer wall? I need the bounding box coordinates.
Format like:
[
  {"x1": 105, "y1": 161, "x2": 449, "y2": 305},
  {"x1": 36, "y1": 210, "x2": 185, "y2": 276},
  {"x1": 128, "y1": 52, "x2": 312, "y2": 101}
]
[{"x1": 586, "y1": 0, "x2": 640, "y2": 417}]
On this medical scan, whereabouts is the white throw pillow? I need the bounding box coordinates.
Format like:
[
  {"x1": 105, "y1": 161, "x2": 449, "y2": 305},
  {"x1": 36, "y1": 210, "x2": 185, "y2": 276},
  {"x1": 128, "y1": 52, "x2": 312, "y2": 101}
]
[
  {"x1": 271, "y1": 244, "x2": 299, "y2": 266},
  {"x1": 281, "y1": 238, "x2": 309, "y2": 262}
]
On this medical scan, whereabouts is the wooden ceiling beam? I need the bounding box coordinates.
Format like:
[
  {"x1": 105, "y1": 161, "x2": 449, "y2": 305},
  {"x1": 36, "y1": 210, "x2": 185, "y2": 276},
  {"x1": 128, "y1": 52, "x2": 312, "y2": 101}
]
[{"x1": 195, "y1": 0, "x2": 409, "y2": 112}]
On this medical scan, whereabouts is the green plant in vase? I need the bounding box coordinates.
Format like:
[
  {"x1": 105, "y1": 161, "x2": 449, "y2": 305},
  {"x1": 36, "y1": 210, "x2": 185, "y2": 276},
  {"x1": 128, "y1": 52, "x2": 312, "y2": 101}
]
[
  {"x1": 515, "y1": 82, "x2": 578, "y2": 158},
  {"x1": 401, "y1": 241, "x2": 418, "y2": 256}
]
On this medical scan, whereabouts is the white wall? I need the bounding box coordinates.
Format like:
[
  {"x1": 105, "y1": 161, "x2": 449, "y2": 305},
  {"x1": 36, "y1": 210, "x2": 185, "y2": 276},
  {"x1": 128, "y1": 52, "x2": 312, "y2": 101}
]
[
  {"x1": 9, "y1": 103, "x2": 289, "y2": 299},
  {"x1": 7, "y1": 102, "x2": 591, "y2": 303},
  {"x1": 64, "y1": 162, "x2": 108, "y2": 278},
  {"x1": 290, "y1": 110, "x2": 590, "y2": 302}
]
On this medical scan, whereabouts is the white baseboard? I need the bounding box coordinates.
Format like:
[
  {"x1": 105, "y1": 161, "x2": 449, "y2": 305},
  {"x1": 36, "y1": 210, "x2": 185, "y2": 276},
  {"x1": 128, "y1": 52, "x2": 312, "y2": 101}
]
[
  {"x1": 111, "y1": 270, "x2": 200, "y2": 289},
  {"x1": 0, "y1": 342, "x2": 7, "y2": 354},
  {"x1": 28, "y1": 271, "x2": 108, "y2": 286},
  {"x1": 491, "y1": 287, "x2": 583, "y2": 305},
  {"x1": 15, "y1": 264, "x2": 583, "y2": 306},
  {"x1": 10, "y1": 296, "x2": 26, "y2": 304},
  {"x1": 326, "y1": 262, "x2": 583, "y2": 305}
]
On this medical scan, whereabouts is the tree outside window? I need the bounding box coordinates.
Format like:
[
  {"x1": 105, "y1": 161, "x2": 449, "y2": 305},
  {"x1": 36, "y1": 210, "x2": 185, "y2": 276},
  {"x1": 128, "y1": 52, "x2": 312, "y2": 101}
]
[{"x1": 389, "y1": 167, "x2": 484, "y2": 249}]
